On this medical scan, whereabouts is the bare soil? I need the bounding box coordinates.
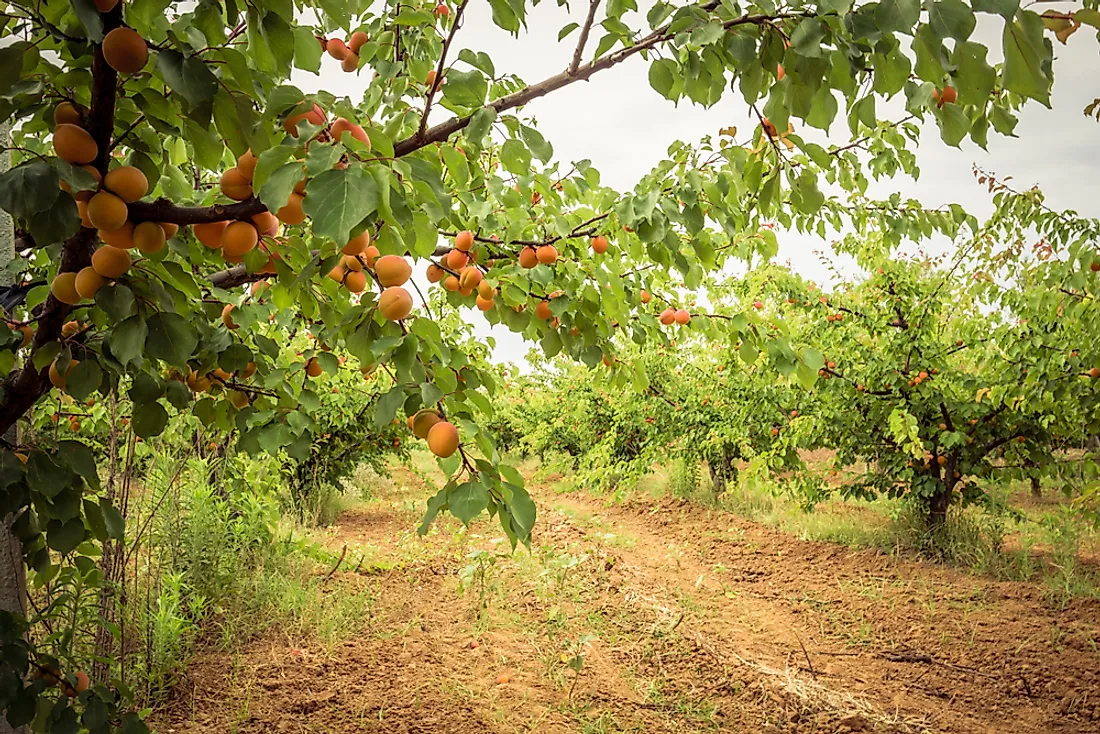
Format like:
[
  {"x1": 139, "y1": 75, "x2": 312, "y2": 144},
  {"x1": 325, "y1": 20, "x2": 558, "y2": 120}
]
[{"x1": 150, "y1": 464, "x2": 1100, "y2": 733}]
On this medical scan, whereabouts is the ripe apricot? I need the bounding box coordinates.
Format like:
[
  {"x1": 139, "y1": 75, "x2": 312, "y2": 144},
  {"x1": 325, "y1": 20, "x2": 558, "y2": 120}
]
[
  {"x1": 776, "y1": 63, "x2": 785, "y2": 80},
  {"x1": 251, "y1": 210, "x2": 279, "y2": 237},
  {"x1": 344, "y1": 270, "x2": 368, "y2": 293},
  {"x1": 1089, "y1": 367, "x2": 1100, "y2": 379},
  {"x1": 455, "y1": 230, "x2": 474, "y2": 251},
  {"x1": 328, "y1": 264, "x2": 347, "y2": 283},
  {"x1": 342, "y1": 230, "x2": 369, "y2": 255},
  {"x1": 426, "y1": 264, "x2": 445, "y2": 283},
  {"x1": 443, "y1": 275, "x2": 460, "y2": 292},
  {"x1": 459, "y1": 266, "x2": 482, "y2": 292},
  {"x1": 221, "y1": 221, "x2": 258, "y2": 257},
  {"x1": 536, "y1": 245, "x2": 558, "y2": 265},
  {"x1": 445, "y1": 248, "x2": 468, "y2": 270},
  {"x1": 426, "y1": 70, "x2": 438, "y2": 89},
  {"x1": 193, "y1": 221, "x2": 228, "y2": 248},
  {"x1": 49, "y1": 359, "x2": 78, "y2": 390},
  {"x1": 518, "y1": 247, "x2": 538, "y2": 269},
  {"x1": 477, "y1": 281, "x2": 494, "y2": 299},
  {"x1": 378, "y1": 287, "x2": 413, "y2": 320},
  {"x1": 659, "y1": 308, "x2": 675, "y2": 325},
  {"x1": 222, "y1": 303, "x2": 237, "y2": 329},
  {"x1": 51, "y1": 272, "x2": 81, "y2": 305},
  {"x1": 91, "y1": 246, "x2": 131, "y2": 278},
  {"x1": 53, "y1": 123, "x2": 98, "y2": 164},
  {"x1": 535, "y1": 301, "x2": 552, "y2": 320},
  {"x1": 342, "y1": 254, "x2": 364, "y2": 272},
  {"x1": 99, "y1": 221, "x2": 135, "y2": 249},
  {"x1": 475, "y1": 296, "x2": 494, "y2": 311},
  {"x1": 376, "y1": 255, "x2": 412, "y2": 287},
  {"x1": 277, "y1": 192, "x2": 306, "y2": 225},
  {"x1": 74, "y1": 267, "x2": 105, "y2": 299},
  {"x1": 341, "y1": 53, "x2": 360, "y2": 72},
  {"x1": 305, "y1": 358, "x2": 323, "y2": 377},
  {"x1": 54, "y1": 101, "x2": 82, "y2": 126},
  {"x1": 283, "y1": 103, "x2": 326, "y2": 136},
  {"x1": 104, "y1": 166, "x2": 148, "y2": 203},
  {"x1": 434, "y1": 3, "x2": 450, "y2": 17},
  {"x1": 326, "y1": 38, "x2": 349, "y2": 60},
  {"x1": 220, "y1": 168, "x2": 253, "y2": 201},
  {"x1": 237, "y1": 150, "x2": 258, "y2": 181},
  {"x1": 349, "y1": 31, "x2": 368, "y2": 54},
  {"x1": 591, "y1": 235, "x2": 608, "y2": 254},
  {"x1": 641, "y1": 290, "x2": 652, "y2": 304},
  {"x1": 87, "y1": 191, "x2": 128, "y2": 231},
  {"x1": 229, "y1": 390, "x2": 249, "y2": 409},
  {"x1": 411, "y1": 410, "x2": 442, "y2": 439},
  {"x1": 331, "y1": 117, "x2": 369, "y2": 145},
  {"x1": 103, "y1": 28, "x2": 149, "y2": 74},
  {"x1": 160, "y1": 222, "x2": 179, "y2": 239},
  {"x1": 674, "y1": 309, "x2": 690, "y2": 325},
  {"x1": 426, "y1": 421, "x2": 459, "y2": 458}
]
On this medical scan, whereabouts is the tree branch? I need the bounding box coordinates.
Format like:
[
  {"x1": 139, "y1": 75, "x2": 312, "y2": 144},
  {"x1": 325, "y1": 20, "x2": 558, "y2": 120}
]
[
  {"x1": 418, "y1": 0, "x2": 471, "y2": 140},
  {"x1": 127, "y1": 197, "x2": 267, "y2": 225},
  {"x1": 569, "y1": 0, "x2": 603, "y2": 75}
]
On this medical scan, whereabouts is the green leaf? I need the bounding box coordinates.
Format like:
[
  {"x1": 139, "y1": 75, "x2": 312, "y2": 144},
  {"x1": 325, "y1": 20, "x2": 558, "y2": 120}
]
[
  {"x1": 421, "y1": 382, "x2": 444, "y2": 406},
  {"x1": 465, "y1": 107, "x2": 497, "y2": 144},
  {"x1": 373, "y1": 385, "x2": 405, "y2": 430},
  {"x1": 648, "y1": 58, "x2": 678, "y2": 99},
  {"x1": 133, "y1": 401, "x2": 169, "y2": 438},
  {"x1": 448, "y1": 482, "x2": 490, "y2": 525},
  {"x1": 302, "y1": 168, "x2": 379, "y2": 246},
  {"x1": 937, "y1": 103, "x2": 971, "y2": 146},
  {"x1": 500, "y1": 139, "x2": 532, "y2": 175},
  {"x1": 100, "y1": 499, "x2": 125, "y2": 539},
  {"x1": 418, "y1": 489, "x2": 447, "y2": 535},
  {"x1": 95, "y1": 284, "x2": 135, "y2": 323},
  {"x1": 156, "y1": 50, "x2": 218, "y2": 110},
  {"x1": 145, "y1": 313, "x2": 198, "y2": 367},
  {"x1": 519, "y1": 125, "x2": 553, "y2": 162},
  {"x1": 558, "y1": 22, "x2": 580, "y2": 40},
  {"x1": 1002, "y1": 13, "x2": 1052, "y2": 105},
  {"x1": 929, "y1": 0, "x2": 976, "y2": 40},
  {"x1": 0, "y1": 161, "x2": 58, "y2": 219},
  {"x1": 71, "y1": 0, "x2": 104, "y2": 41},
  {"x1": 65, "y1": 360, "x2": 102, "y2": 401},
  {"x1": 258, "y1": 160, "x2": 304, "y2": 213},
  {"x1": 973, "y1": 0, "x2": 1018, "y2": 19},
  {"x1": 441, "y1": 69, "x2": 489, "y2": 109},
  {"x1": 57, "y1": 440, "x2": 98, "y2": 489},
  {"x1": 876, "y1": 0, "x2": 920, "y2": 34},
  {"x1": 108, "y1": 315, "x2": 148, "y2": 367},
  {"x1": 46, "y1": 519, "x2": 86, "y2": 554}
]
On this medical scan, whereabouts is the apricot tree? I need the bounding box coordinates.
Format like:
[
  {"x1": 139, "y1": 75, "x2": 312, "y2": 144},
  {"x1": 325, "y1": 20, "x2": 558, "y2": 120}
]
[{"x1": 0, "y1": 0, "x2": 1090, "y2": 727}]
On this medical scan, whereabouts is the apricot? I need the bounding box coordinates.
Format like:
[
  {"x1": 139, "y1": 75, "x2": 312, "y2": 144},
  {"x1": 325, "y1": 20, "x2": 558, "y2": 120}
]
[
  {"x1": 674, "y1": 309, "x2": 690, "y2": 325},
  {"x1": 159, "y1": 222, "x2": 179, "y2": 239},
  {"x1": 54, "y1": 101, "x2": 82, "y2": 126},
  {"x1": 591, "y1": 235, "x2": 608, "y2": 254},
  {"x1": 103, "y1": 28, "x2": 149, "y2": 74},
  {"x1": 74, "y1": 267, "x2": 105, "y2": 299},
  {"x1": 305, "y1": 357, "x2": 323, "y2": 377},
  {"x1": 536, "y1": 245, "x2": 558, "y2": 265},
  {"x1": 87, "y1": 191, "x2": 128, "y2": 231},
  {"x1": 518, "y1": 247, "x2": 538, "y2": 269},
  {"x1": 327, "y1": 264, "x2": 347, "y2": 283},
  {"x1": 434, "y1": 3, "x2": 450, "y2": 17},
  {"x1": 194, "y1": 221, "x2": 228, "y2": 248},
  {"x1": 283, "y1": 103, "x2": 326, "y2": 136},
  {"x1": 76, "y1": 200, "x2": 93, "y2": 228},
  {"x1": 411, "y1": 410, "x2": 442, "y2": 439},
  {"x1": 220, "y1": 167, "x2": 253, "y2": 200},
  {"x1": 99, "y1": 221, "x2": 135, "y2": 249},
  {"x1": 331, "y1": 117, "x2": 369, "y2": 145},
  {"x1": 477, "y1": 281, "x2": 494, "y2": 299},
  {"x1": 349, "y1": 31, "x2": 368, "y2": 53},
  {"x1": 342, "y1": 254, "x2": 364, "y2": 272},
  {"x1": 426, "y1": 263, "x2": 445, "y2": 283},
  {"x1": 342, "y1": 231, "x2": 369, "y2": 255},
  {"x1": 53, "y1": 124, "x2": 98, "y2": 164},
  {"x1": 91, "y1": 246, "x2": 131, "y2": 278},
  {"x1": 641, "y1": 290, "x2": 652, "y2": 304},
  {"x1": 237, "y1": 150, "x2": 258, "y2": 181},
  {"x1": 426, "y1": 70, "x2": 438, "y2": 89},
  {"x1": 378, "y1": 287, "x2": 413, "y2": 320},
  {"x1": 222, "y1": 303, "x2": 237, "y2": 329},
  {"x1": 344, "y1": 270, "x2": 368, "y2": 293},
  {"x1": 659, "y1": 308, "x2": 675, "y2": 325},
  {"x1": 443, "y1": 275, "x2": 460, "y2": 292},
  {"x1": 49, "y1": 359, "x2": 78, "y2": 390},
  {"x1": 458, "y1": 266, "x2": 482, "y2": 292},
  {"x1": 51, "y1": 272, "x2": 81, "y2": 305},
  {"x1": 375, "y1": 255, "x2": 412, "y2": 287},
  {"x1": 475, "y1": 296, "x2": 494, "y2": 311},
  {"x1": 326, "y1": 38, "x2": 349, "y2": 60},
  {"x1": 426, "y1": 421, "x2": 459, "y2": 458},
  {"x1": 221, "y1": 221, "x2": 258, "y2": 257},
  {"x1": 535, "y1": 301, "x2": 552, "y2": 320},
  {"x1": 445, "y1": 248, "x2": 468, "y2": 270},
  {"x1": 341, "y1": 53, "x2": 359, "y2": 73},
  {"x1": 104, "y1": 166, "x2": 148, "y2": 203},
  {"x1": 251, "y1": 210, "x2": 279, "y2": 237},
  {"x1": 229, "y1": 390, "x2": 249, "y2": 409},
  {"x1": 455, "y1": 230, "x2": 474, "y2": 252},
  {"x1": 276, "y1": 192, "x2": 306, "y2": 225}
]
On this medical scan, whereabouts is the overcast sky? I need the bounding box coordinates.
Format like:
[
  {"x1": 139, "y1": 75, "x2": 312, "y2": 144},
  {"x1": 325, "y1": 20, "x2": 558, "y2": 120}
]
[{"x1": 294, "y1": 1, "x2": 1099, "y2": 367}]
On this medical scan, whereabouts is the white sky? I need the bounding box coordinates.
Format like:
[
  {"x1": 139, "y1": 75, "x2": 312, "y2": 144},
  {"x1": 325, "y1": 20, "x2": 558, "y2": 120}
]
[{"x1": 294, "y1": 1, "x2": 1100, "y2": 368}]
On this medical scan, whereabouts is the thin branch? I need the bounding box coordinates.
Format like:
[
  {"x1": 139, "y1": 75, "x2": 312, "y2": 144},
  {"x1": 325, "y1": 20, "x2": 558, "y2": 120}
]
[
  {"x1": 569, "y1": 0, "x2": 603, "y2": 75},
  {"x1": 418, "y1": 0, "x2": 471, "y2": 140}
]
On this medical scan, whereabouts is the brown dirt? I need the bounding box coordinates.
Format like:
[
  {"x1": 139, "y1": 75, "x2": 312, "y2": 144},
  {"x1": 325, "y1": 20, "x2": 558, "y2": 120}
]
[{"x1": 149, "y1": 463, "x2": 1100, "y2": 733}]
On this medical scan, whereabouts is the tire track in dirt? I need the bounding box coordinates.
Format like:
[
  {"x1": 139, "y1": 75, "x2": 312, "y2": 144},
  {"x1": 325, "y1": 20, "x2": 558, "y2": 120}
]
[{"x1": 536, "y1": 485, "x2": 1100, "y2": 733}]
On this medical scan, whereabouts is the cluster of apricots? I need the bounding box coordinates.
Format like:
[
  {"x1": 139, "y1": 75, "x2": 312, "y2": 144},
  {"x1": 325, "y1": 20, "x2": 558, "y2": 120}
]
[
  {"x1": 427, "y1": 231, "x2": 498, "y2": 311},
  {"x1": 658, "y1": 306, "x2": 691, "y2": 326},
  {"x1": 407, "y1": 409, "x2": 460, "y2": 458},
  {"x1": 168, "y1": 362, "x2": 257, "y2": 408},
  {"x1": 932, "y1": 85, "x2": 957, "y2": 108},
  {"x1": 321, "y1": 30, "x2": 369, "y2": 73},
  {"x1": 326, "y1": 233, "x2": 415, "y2": 321}
]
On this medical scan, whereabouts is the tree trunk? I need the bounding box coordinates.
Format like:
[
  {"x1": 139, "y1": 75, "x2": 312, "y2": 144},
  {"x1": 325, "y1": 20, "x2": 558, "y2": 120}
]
[
  {"x1": 927, "y1": 470, "x2": 955, "y2": 530},
  {"x1": 1030, "y1": 475, "x2": 1041, "y2": 498}
]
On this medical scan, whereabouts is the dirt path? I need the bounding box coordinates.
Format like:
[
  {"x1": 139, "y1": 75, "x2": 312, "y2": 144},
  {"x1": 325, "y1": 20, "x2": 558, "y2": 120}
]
[{"x1": 150, "y1": 464, "x2": 1100, "y2": 733}]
